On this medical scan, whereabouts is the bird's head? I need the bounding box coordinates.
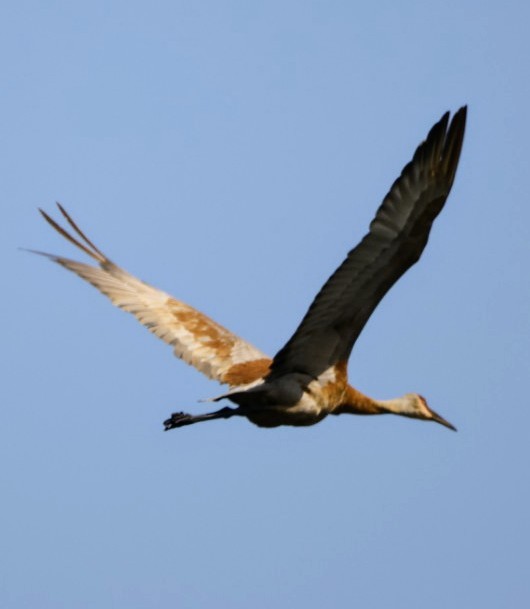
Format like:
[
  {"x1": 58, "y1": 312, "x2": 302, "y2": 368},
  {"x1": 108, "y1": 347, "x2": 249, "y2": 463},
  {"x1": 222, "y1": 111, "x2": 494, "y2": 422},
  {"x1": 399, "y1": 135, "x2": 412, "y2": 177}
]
[{"x1": 400, "y1": 393, "x2": 457, "y2": 431}]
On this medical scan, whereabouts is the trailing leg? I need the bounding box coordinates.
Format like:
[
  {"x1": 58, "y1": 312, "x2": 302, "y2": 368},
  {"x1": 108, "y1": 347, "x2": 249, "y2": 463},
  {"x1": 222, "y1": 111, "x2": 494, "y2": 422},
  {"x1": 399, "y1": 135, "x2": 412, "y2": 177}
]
[{"x1": 163, "y1": 406, "x2": 240, "y2": 431}]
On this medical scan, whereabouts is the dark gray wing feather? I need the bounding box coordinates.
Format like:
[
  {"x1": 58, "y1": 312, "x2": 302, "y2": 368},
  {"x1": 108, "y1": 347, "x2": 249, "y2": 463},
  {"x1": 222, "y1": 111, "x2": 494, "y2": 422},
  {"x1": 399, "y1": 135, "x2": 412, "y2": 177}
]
[{"x1": 269, "y1": 107, "x2": 467, "y2": 380}]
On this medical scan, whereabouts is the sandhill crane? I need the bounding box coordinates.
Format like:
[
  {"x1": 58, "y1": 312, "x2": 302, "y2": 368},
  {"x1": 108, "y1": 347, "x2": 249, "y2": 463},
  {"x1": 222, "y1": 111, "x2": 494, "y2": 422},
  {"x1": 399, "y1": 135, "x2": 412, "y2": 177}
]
[{"x1": 34, "y1": 107, "x2": 466, "y2": 431}]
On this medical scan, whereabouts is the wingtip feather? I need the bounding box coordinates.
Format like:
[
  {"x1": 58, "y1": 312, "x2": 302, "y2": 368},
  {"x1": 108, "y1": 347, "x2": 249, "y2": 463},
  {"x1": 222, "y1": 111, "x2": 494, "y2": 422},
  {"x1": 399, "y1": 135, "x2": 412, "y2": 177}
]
[
  {"x1": 38, "y1": 206, "x2": 105, "y2": 263},
  {"x1": 56, "y1": 204, "x2": 106, "y2": 259},
  {"x1": 441, "y1": 106, "x2": 467, "y2": 183}
]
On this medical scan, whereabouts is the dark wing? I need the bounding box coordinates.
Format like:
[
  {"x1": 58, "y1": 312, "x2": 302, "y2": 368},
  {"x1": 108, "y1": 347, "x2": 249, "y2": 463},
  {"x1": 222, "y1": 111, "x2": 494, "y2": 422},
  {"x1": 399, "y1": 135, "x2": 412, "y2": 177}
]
[
  {"x1": 33, "y1": 205, "x2": 271, "y2": 387},
  {"x1": 268, "y1": 107, "x2": 467, "y2": 380}
]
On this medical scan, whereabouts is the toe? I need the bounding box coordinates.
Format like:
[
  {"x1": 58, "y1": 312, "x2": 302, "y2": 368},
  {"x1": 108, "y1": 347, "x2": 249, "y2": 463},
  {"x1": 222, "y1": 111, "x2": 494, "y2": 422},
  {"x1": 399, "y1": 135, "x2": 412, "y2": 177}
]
[{"x1": 163, "y1": 411, "x2": 192, "y2": 430}]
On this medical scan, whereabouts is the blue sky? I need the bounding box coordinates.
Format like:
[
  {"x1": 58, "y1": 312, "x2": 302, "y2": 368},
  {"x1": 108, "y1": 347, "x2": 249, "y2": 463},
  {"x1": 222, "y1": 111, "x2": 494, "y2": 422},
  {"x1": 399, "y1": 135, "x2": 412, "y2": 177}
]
[{"x1": 2, "y1": 1, "x2": 530, "y2": 608}]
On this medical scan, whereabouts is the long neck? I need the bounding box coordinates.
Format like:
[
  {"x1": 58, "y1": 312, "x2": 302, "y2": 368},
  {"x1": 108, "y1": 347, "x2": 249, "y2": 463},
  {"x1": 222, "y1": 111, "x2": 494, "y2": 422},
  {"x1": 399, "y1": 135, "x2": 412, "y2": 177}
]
[{"x1": 337, "y1": 385, "x2": 410, "y2": 416}]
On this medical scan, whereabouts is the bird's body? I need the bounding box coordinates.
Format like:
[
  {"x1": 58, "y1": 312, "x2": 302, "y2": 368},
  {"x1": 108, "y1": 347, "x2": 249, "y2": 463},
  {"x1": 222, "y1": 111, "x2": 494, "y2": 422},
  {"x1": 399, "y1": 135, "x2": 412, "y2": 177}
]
[
  {"x1": 34, "y1": 107, "x2": 466, "y2": 432},
  {"x1": 221, "y1": 364, "x2": 346, "y2": 428}
]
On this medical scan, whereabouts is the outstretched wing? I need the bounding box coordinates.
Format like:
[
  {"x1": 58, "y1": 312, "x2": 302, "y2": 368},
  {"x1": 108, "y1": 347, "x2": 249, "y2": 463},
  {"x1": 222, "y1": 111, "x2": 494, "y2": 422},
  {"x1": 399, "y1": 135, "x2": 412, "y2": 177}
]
[
  {"x1": 35, "y1": 205, "x2": 271, "y2": 387},
  {"x1": 269, "y1": 107, "x2": 467, "y2": 380}
]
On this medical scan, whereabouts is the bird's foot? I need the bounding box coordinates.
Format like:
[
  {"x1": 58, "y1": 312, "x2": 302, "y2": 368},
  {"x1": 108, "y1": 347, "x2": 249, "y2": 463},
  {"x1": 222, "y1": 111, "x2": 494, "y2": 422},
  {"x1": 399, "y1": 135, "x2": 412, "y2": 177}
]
[
  {"x1": 163, "y1": 411, "x2": 195, "y2": 431},
  {"x1": 163, "y1": 405, "x2": 239, "y2": 430}
]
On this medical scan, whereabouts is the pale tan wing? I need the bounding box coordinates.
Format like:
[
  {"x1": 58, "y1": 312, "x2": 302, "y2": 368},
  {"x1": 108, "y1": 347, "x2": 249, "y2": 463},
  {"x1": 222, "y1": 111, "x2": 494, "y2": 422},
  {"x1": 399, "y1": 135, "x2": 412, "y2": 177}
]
[{"x1": 35, "y1": 205, "x2": 271, "y2": 387}]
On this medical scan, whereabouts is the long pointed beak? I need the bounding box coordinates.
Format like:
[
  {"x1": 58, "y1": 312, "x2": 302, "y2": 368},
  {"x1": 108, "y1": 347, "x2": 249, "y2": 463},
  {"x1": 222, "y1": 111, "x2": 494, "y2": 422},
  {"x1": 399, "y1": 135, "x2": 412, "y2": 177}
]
[{"x1": 429, "y1": 408, "x2": 457, "y2": 431}]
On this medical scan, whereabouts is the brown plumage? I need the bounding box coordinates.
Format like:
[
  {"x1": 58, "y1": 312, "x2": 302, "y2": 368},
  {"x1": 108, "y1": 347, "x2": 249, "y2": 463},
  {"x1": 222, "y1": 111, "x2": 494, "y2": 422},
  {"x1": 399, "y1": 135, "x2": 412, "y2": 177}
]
[{"x1": 33, "y1": 107, "x2": 466, "y2": 432}]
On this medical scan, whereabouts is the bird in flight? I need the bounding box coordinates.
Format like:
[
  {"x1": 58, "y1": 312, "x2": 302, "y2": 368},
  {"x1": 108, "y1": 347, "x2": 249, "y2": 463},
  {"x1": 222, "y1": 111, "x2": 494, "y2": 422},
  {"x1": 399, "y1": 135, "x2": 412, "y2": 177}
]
[{"x1": 35, "y1": 107, "x2": 466, "y2": 432}]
